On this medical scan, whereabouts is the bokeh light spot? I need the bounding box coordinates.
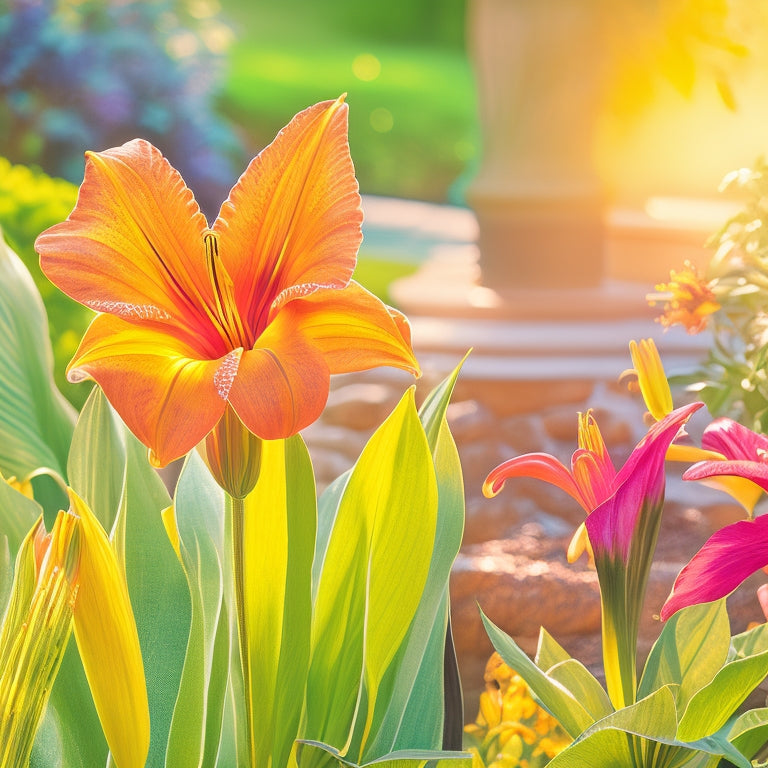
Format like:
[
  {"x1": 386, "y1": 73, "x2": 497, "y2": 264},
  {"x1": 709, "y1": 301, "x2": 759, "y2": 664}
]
[
  {"x1": 370, "y1": 107, "x2": 394, "y2": 133},
  {"x1": 353, "y1": 53, "x2": 381, "y2": 82}
]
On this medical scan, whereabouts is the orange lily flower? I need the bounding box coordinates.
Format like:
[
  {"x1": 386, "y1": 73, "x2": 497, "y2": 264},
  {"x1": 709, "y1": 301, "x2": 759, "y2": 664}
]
[{"x1": 36, "y1": 97, "x2": 419, "y2": 469}]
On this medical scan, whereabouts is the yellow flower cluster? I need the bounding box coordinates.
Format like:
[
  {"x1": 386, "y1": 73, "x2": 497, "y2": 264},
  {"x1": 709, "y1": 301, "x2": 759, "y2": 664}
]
[{"x1": 465, "y1": 653, "x2": 570, "y2": 768}]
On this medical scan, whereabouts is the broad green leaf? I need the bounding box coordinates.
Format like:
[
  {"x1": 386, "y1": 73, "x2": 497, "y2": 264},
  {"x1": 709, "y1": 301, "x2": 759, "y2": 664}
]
[
  {"x1": 296, "y1": 739, "x2": 470, "y2": 768},
  {"x1": 637, "y1": 599, "x2": 729, "y2": 709},
  {"x1": 727, "y1": 706, "x2": 768, "y2": 763},
  {"x1": 547, "y1": 659, "x2": 613, "y2": 722},
  {"x1": 306, "y1": 388, "x2": 438, "y2": 758},
  {"x1": 165, "y1": 451, "x2": 227, "y2": 768},
  {"x1": 116, "y1": 434, "x2": 191, "y2": 765},
  {"x1": 31, "y1": 642, "x2": 107, "y2": 768},
  {"x1": 366, "y1": 362, "x2": 467, "y2": 757},
  {"x1": 481, "y1": 610, "x2": 595, "y2": 738},
  {"x1": 730, "y1": 619, "x2": 768, "y2": 660},
  {"x1": 578, "y1": 685, "x2": 678, "y2": 742},
  {"x1": 67, "y1": 387, "x2": 127, "y2": 533},
  {"x1": 243, "y1": 435, "x2": 316, "y2": 768},
  {"x1": 0, "y1": 231, "x2": 75, "y2": 482},
  {"x1": 313, "y1": 470, "x2": 351, "y2": 600},
  {"x1": 552, "y1": 688, "x2": 754, "y2": 768},
  {"x1": 535, "y1": 627, "x2": 574, "y2": 671},
  {"x1": 0, "y1": 479, "x2": 41, "y2": 559},
  {"x1": 677, "y1": 640, "x2": 768, "y2": 742}
]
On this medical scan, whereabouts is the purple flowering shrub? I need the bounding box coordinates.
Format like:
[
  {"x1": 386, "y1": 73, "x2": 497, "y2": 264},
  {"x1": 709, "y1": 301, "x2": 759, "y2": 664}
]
[{"x1": 0, "y1": 0, "x2": 243, "y2": 218}]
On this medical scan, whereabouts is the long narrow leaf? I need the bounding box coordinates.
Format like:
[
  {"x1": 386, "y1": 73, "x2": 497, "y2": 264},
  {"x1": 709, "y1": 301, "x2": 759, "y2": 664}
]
[
  {"x1": 306, "y1": 388, "x2": 438, "y2": 759},
  {"x1": 243, "y1": 435, "x2": 316, "y2": 768},
  {"x1": 0, "y1": 231, "x2": 75, "y2": 482},
  {"x1": 165, "y1": 451, "x2": 227, "y2": 768}
]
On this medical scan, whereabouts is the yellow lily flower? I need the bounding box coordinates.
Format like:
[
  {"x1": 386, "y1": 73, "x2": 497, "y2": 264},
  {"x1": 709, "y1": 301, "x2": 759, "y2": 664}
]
[{"x1": 0, "y1": 488, "x2": 149, "y2": 768}]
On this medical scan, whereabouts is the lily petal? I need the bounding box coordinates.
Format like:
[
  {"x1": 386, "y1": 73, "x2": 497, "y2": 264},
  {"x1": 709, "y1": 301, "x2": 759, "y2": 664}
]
[
  {"x1": 36, "y1": 140, "x2": 219, "y2": 346},
  {"x1": 629, "y1": 339, "x2": 674, "y2": 422},
  {"x1": 67, "y1": 314, "x2": 233, "y2": 466},
  {"x1": 277, "y1": 280, "x2": 420, "y2": 376},
  {"x1": 213, "y1": 97, "x2": 362, "y2": 334},
  {"x1": 588, "y1": 402, "x2": 703, "y2": 562},
  {"x1": 684, "y1": 459, "x2": 768, "y2": 494},
  {"x1": 482, "y1": 453, "x2": 590, "y2": 510},
  {"x1": 69, "y1": 488, "x2": 149, "y2": 768},
  {"x1": 228, "y1": 329, "x2": 329, "y2": 440},
  {"x1": 701, "y1": 417, "x2": 768, "y2": 459},
  {"x1": 661, "y1": 514, "x2": 768, "y2": 620}
]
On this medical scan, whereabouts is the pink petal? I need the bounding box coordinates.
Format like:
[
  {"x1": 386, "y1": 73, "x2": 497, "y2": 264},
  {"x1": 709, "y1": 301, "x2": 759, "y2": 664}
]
[
  {"x1": 683, "y1": 459, "x2": 768, "y2": 494},
  {"x1": 701, "y1": 417, "x2": 768, "y2": 460},
  {"x1": 661, "y1": 514, "x2": 768, "y2": 620}
]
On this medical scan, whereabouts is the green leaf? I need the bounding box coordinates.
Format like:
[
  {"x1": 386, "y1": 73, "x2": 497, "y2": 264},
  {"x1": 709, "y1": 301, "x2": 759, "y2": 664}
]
[
  {"x1": 306, "y1": 388, "x2": 439, "y2": 759},
  {"x1": 67, "y1": 387, "x2": 127, "y2": 533},
  {"x1": 243, "y1": 435, "x2": 316, "y2": 768},
  {"x1": 727, "y1": 706, "x2": 768, "y2": 763},
  {"x1": 0, "y1": 479, "x2": 42, "y2": 559},
  {"x1": 110, "y1": 421, "x2": 192, "y2": 765},
  {"x1": 677, "y1": 638, "x2": 768, "y2": 742},
  {"x1": 535, "y1": 627, "x2": 573, "y2": 670},
  {"x1": 637, "y1": 599, "x2": 729, "y2": 709},
  {"x1": 296, "y1": 739, "x2": 470, "y2": 768},
  {"x1": 365, "y1": 362, "x2": 467, "y2": 756},
  {"x1": 0, "y1": 230, "x2": 75, "y2": 482},
  {"x1": 165, "y1": 451, "x2": 228, "y2": 768},
  {"x1": 31, "y1": 641, "x2": 107, "y2": 768},
  {"x1": 480, "y1": 610, "x2": 596, "y2": 738},
  {"x1": 546, "y1": 659, "x2": 613, "y2": 722},
  {"x1": 730, "y1": 619, "x2": 768, "y2": 660}
]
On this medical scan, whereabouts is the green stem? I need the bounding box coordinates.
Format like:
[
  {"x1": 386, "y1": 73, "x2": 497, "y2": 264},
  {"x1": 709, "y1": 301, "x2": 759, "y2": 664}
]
[{"x1": 228, "y1": 493, "x2": 255, "y2": 768}]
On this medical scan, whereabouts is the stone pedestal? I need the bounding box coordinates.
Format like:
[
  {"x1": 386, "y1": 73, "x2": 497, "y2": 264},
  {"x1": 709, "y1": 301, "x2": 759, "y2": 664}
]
[{"x1": 466, "y1": 0, "x2": 608, "y2": 288}]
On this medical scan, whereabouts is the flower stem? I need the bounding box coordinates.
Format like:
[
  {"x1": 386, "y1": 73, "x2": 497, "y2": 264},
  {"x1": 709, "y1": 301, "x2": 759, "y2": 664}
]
[{"x1": 228, "y1": 493, "x2": 255, "y2": 768}]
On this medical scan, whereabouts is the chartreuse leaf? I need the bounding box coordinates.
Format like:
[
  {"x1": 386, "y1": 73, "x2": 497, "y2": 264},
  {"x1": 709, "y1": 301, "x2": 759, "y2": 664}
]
[
  {"x1": 546, "y1": 660, "x2": 613, "y2": 722},
  {"x1": 677, "y1": 632, "x2": 768, "y2": 742},
  {"x1": 730, "y1": 619, "x2": 768, "y2": 659},
  {"x1": 306, "y1": 388, "x2": 438, "y2": 759},
  {"x1": 165, "y1": 450, "x2": 227, "y2": 768},
  {"x1": 534, "y1": 628, "x2": 612, "y2": 721},
  {"x1": 480, "y1": 610, "x2": 595, "y2": 738},
  {"x1": 364, "y1": 362, "x2": 466, "y2": 756},
  {"x1": 242, "y1": 435, "x2": 316, "y2": 768},
  {"x1": 638, "y1": 599, "x2": 729, "y2": 709},
  {"x1": 727, "y1": 706, "x2": 768, "y2": 763},
  {"x1": 546, "y1": 686, "x2": 678, "y2": 767},
  {"x1": 548, "y1": 685, "x2": 754, "y2": 768},
  {"x1": 0, "y1": 231, "x2": 75, "y2": 485},
  {"x1": 297, "y1": 739, "x2": 470, "y2": 768},
  {"x1": 535, "y1": 627, "x2": 573, "y2": 670},
  {"x1": 67, "y1": 387, "x2": 126, "y2": 533}
]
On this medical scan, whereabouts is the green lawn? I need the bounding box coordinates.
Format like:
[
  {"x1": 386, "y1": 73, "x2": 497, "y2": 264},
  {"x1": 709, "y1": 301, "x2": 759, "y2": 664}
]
[{"x1": 216, "y1": 1, "x2": 479, "y2": 204}]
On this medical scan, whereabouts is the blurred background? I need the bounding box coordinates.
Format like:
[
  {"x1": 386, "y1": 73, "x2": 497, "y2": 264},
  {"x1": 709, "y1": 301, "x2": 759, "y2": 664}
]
[{"x1": 2, "y1": 0, "x2": 768, "y2": 405}]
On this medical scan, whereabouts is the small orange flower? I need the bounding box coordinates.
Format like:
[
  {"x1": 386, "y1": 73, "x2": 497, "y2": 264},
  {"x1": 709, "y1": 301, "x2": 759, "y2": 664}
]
[
  {"x1": 37, "y1": 98, "x2": 419, "y2": 469},
  {"x1": 647, "y1": 261, "x2": 720, "y2": 334}
]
